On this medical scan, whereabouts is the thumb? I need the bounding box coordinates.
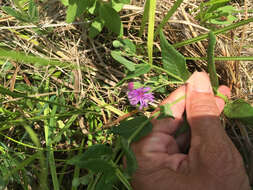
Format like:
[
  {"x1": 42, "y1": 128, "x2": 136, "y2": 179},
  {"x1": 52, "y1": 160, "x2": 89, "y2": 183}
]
[{"x1": 186, "y1": 72, "x2": 225, "y2": 148}]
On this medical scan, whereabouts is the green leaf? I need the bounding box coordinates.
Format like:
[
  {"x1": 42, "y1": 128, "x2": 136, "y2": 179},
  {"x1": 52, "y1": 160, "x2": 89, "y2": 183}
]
[
  {"x1": 68, "y1": 145, "x2": 113, "y2": 164},
  {"x1": 112, "y1": 40, "x2": 123, "y2": 48},
  {"x1": 68, "y1": 158, "x2": 116, "y2": 174},
  {"x1": 121, "y1": 39, "x2": 136, "y2": 54},
  {"x1": 157, "y1": 103, "x2": 174, "y2": 120},
  {"x1": 2, "y1": 6, "x2": 29, "y2": 22},
  {"x1": 117, "y1": 64, "x2": 151, "y2": 85},
  {"x1": 112, "y1": 39, "x2": 136, "y2": 54},
  {"x1": 95, "y1": 173, "x2": 118, "y2": 190},
  {"x1": 76, "y1": 0, "x2": 93, "y2": 17},
  {"x1": 66, "y1": 0, "x2": 78, "y2": 23},
  {"x1": 207, "y1": 32, "x2": 219, "y2": 92},
  {"x1": 111, "y1": 51, "x2": 135, "y2": 71},
  {"x1": 79, "y1": 174, "x2": 92, "y2": 185},
  {"x1": 160, "y1": 31, "x2": 190, "y2": 81},
  {"x1": 110, "y1": 116, "x2": 153, "y2": 142},
  {"x1": 111, "y1": 0, "x2": 124, "y2": 12},
  {"x1": 125, "y1": 64, "x2": 151, "y2": 79},
  {"x1": 121, "y1": 138, "x2": 138, "y2": 176},
  {"x1": 99, "y1": 4, "x2": 122, "y2": 35},
  {"x1": 0, "y1": 48, "x2": 71, "y2": 68},
  {"x1": 82, "y1": 144, "x2": 113, "y2": 159},
  {"x1": 66, "y1": 0, "x2": 91, "y2": 23},
  {"x1": 210, "y1": 15, "x2": 237, "y2": 25},
  {"x1": 28, "y1": 0, "x2": 39, "y2": 22},
  {"x1": 61, "y1": 0, "x2": 69, "y2": 6},
  {"x1": 224, "y1": 99, "x2": 253, "y2": 125},
  {"x1": 88, "y1": 0, "x2": 97, "y2": 14},
  {"x1": 89, "y1": 18, "x2": 105, "y2": 38},
  {"x1": 203, "y1": 0, "x2": 229, "y2": 6}
]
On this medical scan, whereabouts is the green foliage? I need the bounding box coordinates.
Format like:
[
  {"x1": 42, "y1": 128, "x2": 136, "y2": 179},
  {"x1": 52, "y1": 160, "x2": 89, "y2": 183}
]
[
  {"x1": 71, "y1": 144, "x2": 113, "y2": 160},
  {"x1": 195, "y1": 0, "x2": 237, "y2": 26},
  {"x1": 0, "y1": 48, "x2": 71, "y2": 68},
  {"x1": 95, "y1": 173, "x2": 118, "y2": 190},
  {"x1": 89, "y1": 18, "x2": 105, "y2": 38},
  {"x1": 117, "y1": 64, "x2": 152, "y2": 86},
  {"x1": 2, "y1": 0, "x2": 39, "y2": 23},
  {"x1": 63, "y1": 0, "x2": 129, "y2": 37},
  {"x1": 2, "y1": 6, "x2": 29, "y2": 22},
  {"x1": 160, "y1": 31, "x2": 190, "y2": 81},
  {"x1": 224, "y1": 99, "x2": 253, "y2": 125},
  {"x1": 121, "y1": 138, "x2": 138, "y2": 176},
  {"x1": 109, "y1": 116, "x2": 153, "y2": 142},
  {"x1": 156, "y1": 103, "x2": 174, "y2": 120},
  {"x1": 68, "y1": 158, "x2": 116, "y2": 174},
  {"x1": 111, "y1": 51, "x2": 136, "y2": 71},
  {"x1": 209, "y1": 6, "x2": 237, "y2": 25},
  {"x1": 99, "y1": 3, "x2": 122, "y2": 36},
  {"x1": 207, "y1": 32, "x2": 219, "y2": 92}
]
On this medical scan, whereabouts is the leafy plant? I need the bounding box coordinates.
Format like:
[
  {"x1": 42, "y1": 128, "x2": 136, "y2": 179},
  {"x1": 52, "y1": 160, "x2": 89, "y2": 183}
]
[
  {"x1": 62, "y1": 0, "x2": 130, "y2": 38},
  {"x1": 195, "y1": 0, "x2": 237, "y2": 27},
  {"x1": 2, "y1": 0, "x2": 39, "y2": 23}
]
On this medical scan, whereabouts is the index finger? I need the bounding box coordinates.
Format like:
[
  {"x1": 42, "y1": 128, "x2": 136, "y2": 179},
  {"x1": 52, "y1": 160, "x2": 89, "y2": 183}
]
[{"x1": 186, "y1": 72, "x2": 231, "y2": 151}]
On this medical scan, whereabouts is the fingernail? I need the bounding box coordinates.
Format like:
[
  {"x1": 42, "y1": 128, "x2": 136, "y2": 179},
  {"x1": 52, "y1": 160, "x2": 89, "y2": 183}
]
[{"x1": 187, "y1": 72, "x2": 212, "y2": 93}]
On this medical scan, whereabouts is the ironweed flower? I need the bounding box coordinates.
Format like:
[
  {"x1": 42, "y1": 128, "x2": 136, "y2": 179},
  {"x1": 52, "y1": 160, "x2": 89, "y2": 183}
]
[{"x1": 127, "y1": 82, "x2": 154, "y2": 110}]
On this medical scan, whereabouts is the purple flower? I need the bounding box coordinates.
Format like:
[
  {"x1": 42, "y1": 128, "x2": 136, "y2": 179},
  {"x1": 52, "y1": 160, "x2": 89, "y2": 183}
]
[{"x1": 127, "y1": 85, "x2": 154, "y2": 110}]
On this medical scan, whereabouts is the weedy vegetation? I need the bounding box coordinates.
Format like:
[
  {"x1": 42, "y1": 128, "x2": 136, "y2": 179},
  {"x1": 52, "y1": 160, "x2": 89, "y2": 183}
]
[{"x1": 0, "y1": 0, "x2": 252, "y2": 189}]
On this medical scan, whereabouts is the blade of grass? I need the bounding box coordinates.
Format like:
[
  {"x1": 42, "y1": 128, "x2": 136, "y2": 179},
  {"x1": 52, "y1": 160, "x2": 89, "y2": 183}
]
[
  {"x1": 51, "y1": 114, "x2": 79, "y2": 145},
  {"x1": 185, "y1": 56, "x2": 253, "y2": 61},
  {"x1": 0, "y1": 132, "x2": 93, "y2": 152},
  {"x1": 173, "y1": 17, "x2": 253, "y2": 48},
  {"x1": 72, "y1": 139, "x2": 84, "y2": 190},
  {"x1": 154, "y1": 0, "x2": 184, "y2": 38},
  {"x1": 24, "y1": 125, "x2": 48, "y2": 190},
  {"x1": 3, "y1": 152, "x2": 40, "y2": 181},
  {"x1": 147, "y1": 0, "x2": 156, "y2": 64},
  {"x1": 139, "y1": 0, "x2": 150, "y2": 36},
  {"x1": 0, "y1": 111, "x2": 82, "y2": 127},
  {"x1": 0, "y1": 48, "x2": 72, "y2": 68},
  {"x1": 47, "y1": 104, "x2": 60, "y2": 190},
  {"x1": 0, "y1": 85, "x2": 81, "y2": 111}
]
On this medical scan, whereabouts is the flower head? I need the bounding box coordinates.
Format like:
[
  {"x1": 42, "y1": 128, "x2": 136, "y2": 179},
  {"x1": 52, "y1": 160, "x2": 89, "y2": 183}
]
[{"x1": 127, "y1": 85, "x2": 154, "y2": 110}]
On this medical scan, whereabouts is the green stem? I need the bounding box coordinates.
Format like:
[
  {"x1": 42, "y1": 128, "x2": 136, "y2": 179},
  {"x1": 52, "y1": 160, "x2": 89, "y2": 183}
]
[
  {"x1": 151, "y1": 65, "x2": 184, "y2": 81},
  {"x1": 127, "y1": 118, "x2": 153, "y2": 145},
  {"x1": 147, "y1": 0, "x2": 157, "y2": 64},
  {"x1": 216, "y1": 91, "x2": 229, "y2": 103},
  {"x1": 116, "y1": 168, "x2": 133, "y2": 190},
  {"x1": 174, "y1": 17, "x2": 253, "y2": 48},
  {"x1": 185, "y1": 56, "x2": 253, "y2": 61}
]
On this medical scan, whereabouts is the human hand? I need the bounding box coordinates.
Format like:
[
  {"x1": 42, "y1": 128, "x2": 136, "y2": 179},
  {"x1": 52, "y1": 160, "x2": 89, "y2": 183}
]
[{"x1": 131, "y1": 72, "x2": 250, "y2": 190}]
